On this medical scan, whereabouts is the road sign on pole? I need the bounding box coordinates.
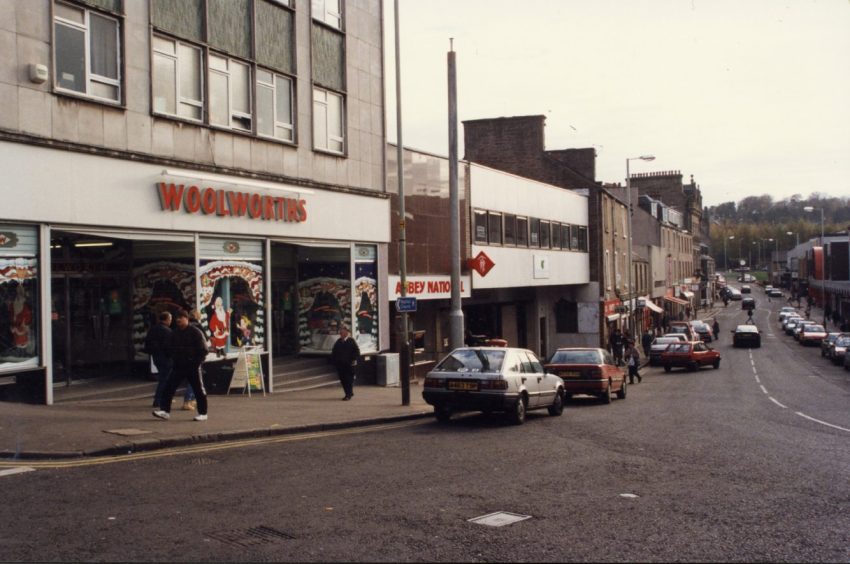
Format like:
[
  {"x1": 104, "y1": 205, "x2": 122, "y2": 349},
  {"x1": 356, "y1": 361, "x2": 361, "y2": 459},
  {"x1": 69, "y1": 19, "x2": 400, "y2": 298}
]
[{"x1": 396, "y1": 296, "x2": 417, "y2": 313}]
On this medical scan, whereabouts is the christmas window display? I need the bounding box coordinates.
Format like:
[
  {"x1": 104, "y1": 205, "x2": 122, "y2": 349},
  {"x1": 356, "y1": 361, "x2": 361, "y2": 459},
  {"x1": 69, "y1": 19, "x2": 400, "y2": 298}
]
[
  {"x1": 199, "y1": 260, "x2": 265, "y2": 358},
  {"x1": 131, "y1": 261, "x2": 196, "y2": 360},
  {"x1": 297, "y1": 262, "x2": 350, "y2": 353},
  {"x1": 353, "y1": 246, "x2": 378, "y2": 353},
  {"x1": 0, "y1": 225, "x2": 39, "y2": 370}
]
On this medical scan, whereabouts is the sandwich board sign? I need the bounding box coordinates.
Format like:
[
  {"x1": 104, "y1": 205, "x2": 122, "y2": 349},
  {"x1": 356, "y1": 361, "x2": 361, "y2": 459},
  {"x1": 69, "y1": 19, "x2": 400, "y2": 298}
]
[{"x1": 229, "y1": 346, "x2": 265, "y2": 396}]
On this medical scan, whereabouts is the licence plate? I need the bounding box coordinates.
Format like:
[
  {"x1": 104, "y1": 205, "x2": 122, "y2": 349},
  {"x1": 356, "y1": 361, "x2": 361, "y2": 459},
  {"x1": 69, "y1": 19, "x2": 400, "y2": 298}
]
[
  {"x1": 560, "y1": 371, "x2": 580, "y2": 378},
  {"x1": 447, "y1": 380, "x2": 479, "y2": 391}
]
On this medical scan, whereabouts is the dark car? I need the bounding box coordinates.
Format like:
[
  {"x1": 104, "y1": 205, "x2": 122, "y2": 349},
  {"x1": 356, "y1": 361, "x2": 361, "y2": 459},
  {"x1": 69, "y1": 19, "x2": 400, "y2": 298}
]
[
  {"x1": 821, "y1": 333, "x2": 842, "y2": 357},
  {"x1": 690, "y1": 320, "x2": 714, "y2": 343},
  {"x1": 742, "y1": 297, "x2": 756, "y2": 310},
  {"x1": 668, "y1": 321, "x2": 698, "y2": 341},
  {"x1": 741, "y1": 285, "x2": 752, "y2": 294},
  {"x1": 732, "y1": 324, "x2": 761, "y2": 348},
  {"x1": 649, "y1": 336, "x2": 687, "y2": 365},
  {"x1": 661, "y1": 341, "x2": 721, "y2": 372},
  {"x1": 828, "y1": 335, "x2": 850, "y2": 364},
  {"x1": 545, "y1": 348, "x2": 626, "y2": 403}
]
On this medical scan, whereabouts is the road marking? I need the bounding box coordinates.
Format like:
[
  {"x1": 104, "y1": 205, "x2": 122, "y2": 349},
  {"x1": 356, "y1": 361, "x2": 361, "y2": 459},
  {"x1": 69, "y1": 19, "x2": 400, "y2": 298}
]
[
  {"x1": 0, "y1": 467, "x2": 35, "y2": 477},
  {"x1": 0, "y1": 418, "x2": 430, "y2": 469},
  {"x1": 759, "y1": 384, "x2": 768, "y2": 394},
  {"x1": 752, "y1": 366, "x2": 758, "y2": 374},
  {"x1": 795, "y1": 412, "x2": 850, "y2": 434},
  {"x1": 754, "y1": 374, "x2": 760, "y2": 383},
  {"x1": 768, "y1": 397, "x2": 787, "y2": 409}
]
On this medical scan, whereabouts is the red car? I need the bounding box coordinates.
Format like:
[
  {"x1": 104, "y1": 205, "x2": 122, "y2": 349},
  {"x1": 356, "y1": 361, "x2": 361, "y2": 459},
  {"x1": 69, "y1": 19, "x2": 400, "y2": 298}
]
[
  {"x1": 544, "y1": 348, "x2": 627, "y2": 403},
  {"x1": 798, "y1": 324, "x2": 827, "y2": 346},
  {"x1": 661, "y1": 341, "x2": 721, "y2": 372}
]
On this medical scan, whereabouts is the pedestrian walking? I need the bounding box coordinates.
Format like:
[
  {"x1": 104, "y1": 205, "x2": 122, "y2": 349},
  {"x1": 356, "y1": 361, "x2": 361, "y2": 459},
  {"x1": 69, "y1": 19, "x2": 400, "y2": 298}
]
[
  {"x1": 331, "y1": 326, "x2": 360, "y2": 401},
  {"x1": 153, "y1": 309, "x2": 209, "y2": 421},
  {"x1": 712, "y1": 319, "x2": 720, "y2": 341},
  {"x1": 609, "y1": 327, "x2": 624, "y2": 366},
  {"x1": 178, "y1": 309, "x2": 206, "y2": 411},
  {"x1": 145, "y1": 311, "x2": 173, "y2": 409},
  {"x1": 625, "y1": 341, "x2": 641, "y2": 384},
  {"x1": 641, "y1": 331, "x2": 653, "y2": 357}
]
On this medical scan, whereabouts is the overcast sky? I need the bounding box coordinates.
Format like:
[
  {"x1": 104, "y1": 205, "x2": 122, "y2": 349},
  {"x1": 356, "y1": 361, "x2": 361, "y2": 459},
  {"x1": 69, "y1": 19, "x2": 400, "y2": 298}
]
[{"x1": 383, "y1": 0, "x2": 850, "y2": 207}]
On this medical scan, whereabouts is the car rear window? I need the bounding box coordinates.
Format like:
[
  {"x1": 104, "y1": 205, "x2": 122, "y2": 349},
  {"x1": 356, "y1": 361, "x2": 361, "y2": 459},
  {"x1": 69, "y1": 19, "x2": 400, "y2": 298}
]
[
  {"x1": 435, "y1": 349, "x2": 505, "y2": 373},
  {"x1": 549, "y1": 350, "x2": 602, "y2": 364},
  {"x1": 736, "y1": 326, "x2": 758, "y2": 333},
  {"x1": 806, "y1": 325, "x2": 825, "y2": 332},
  {"x1": 836, "y1": 337, "x2": 850, "y2": 346}
]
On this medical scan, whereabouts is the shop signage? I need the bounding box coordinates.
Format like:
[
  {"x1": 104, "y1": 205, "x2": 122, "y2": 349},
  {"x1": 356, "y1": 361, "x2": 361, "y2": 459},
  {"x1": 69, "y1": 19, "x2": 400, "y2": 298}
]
[
  {"x1": 469, "y1": 251, "x2": 495, "y2": 277},
  {"x1": 395, "y1": 296, "x2": 417, "y2": 313},
  {"x1": 157, "y1": 182, "x2": 307, "y2": 223},
  {"x1": 0, "y1": 232, "x2": 19, "y2": 248},
  {"x1": 388, "y1": 275, "x2": 471, "y2": 301},
  {"x1": 604, "y1": 299, "x2": 622, "y2": 317}
]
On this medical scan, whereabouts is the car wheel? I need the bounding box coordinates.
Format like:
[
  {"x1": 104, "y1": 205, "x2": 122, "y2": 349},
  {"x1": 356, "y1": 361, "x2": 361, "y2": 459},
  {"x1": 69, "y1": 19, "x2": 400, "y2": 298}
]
[
  {"x1": 508, "y1": 395, "x2": 527, "y2": 425},
  {"x1": 600, "y1": 381, "x2": 613, "y2": 404},
  {"x1": 713, "y1": 359, "x2": 720, "y2": 369},
  {"x1": 547, "y1": 391, "x2": 564, "y2": 416},
  {"x1": 616, "y1": 378, "x2": 627, "y2": 400},
  {"x1": 664, "y1": 365, "x2": 672, "y2": 373},
  {"x1": 434, "y1": 405, "x2": 452, "y2": 423}
]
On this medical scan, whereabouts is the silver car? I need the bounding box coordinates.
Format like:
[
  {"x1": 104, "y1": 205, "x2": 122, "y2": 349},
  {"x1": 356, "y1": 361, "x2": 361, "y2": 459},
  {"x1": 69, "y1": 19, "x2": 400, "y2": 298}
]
[{"x1": 423, "y1": 347, "x2": 565, "y2": 425}]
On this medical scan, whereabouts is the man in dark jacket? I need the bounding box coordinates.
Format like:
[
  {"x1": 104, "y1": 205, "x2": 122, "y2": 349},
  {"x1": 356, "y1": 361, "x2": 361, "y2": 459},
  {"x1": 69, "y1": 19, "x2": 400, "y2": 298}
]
[
  {"x1": 331, "y1": 326, "x2": 360, "y2": 401},
  {"x1": 153, "y1": 309, "x2": 210, "y2": 421},
  {"x1": 146, "y1": 311, "x2": 173, "y2": 408},
  {"x1": 641, "y1": 331, "x2": 653, "y2": 357}
]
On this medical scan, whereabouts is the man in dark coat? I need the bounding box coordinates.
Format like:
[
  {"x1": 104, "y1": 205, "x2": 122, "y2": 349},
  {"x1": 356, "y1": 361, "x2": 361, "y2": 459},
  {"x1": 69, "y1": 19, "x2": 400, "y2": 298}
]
[
  {"x1": 153, "y1": 309, "x2": 210, "y2": 421},
  {"x1": 609, "y1": 328, "x2": 624, "y2": 366},
  {"x1": 146, "y1": 311, "x2": 173, "y2": 408},
  {"x1": 331, "y1": 326, "x2": 360, "y2": 401},
  {"x1": 641, "y1": 331, "x2": 653, "y2": 357}
]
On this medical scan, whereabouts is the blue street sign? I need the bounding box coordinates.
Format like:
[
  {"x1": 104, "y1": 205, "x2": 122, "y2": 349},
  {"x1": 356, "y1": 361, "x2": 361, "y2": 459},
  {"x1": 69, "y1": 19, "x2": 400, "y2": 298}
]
[{"x1": 396, "y1": 296, "x2": 417, "y2": 313}]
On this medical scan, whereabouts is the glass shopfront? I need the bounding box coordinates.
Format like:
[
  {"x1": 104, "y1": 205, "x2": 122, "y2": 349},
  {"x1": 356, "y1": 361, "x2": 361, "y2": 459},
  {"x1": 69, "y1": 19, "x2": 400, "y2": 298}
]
[{"x1": 0, "y1": 225, "x2": 39, "y2": 372}]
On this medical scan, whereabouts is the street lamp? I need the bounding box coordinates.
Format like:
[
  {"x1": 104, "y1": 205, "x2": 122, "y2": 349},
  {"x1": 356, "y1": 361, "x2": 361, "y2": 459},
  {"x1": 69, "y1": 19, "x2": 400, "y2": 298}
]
[
  {"x1": 724, "y1": 235, "x2": 735, "y2": 272},
  {"x1": 804, "y1": 205, "x2": 826, "y2": 323},
  {"x1": 626, "y1": 154, "x2": 655, "y2": 337},
  {"x1": 787, "y1": 231, "x2": 799, "y2": 247}
]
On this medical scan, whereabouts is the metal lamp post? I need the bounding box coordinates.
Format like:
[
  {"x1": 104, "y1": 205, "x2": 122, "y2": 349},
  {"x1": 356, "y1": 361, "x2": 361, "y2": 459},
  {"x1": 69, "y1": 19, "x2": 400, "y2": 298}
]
[
  {"x1": 725, "y1": 235, "x2": 735, "y2": 272},
  {"x1": 626, "y1": 154, "x2": 655, "y2": 338},
  {"x1": 804, "y1": 206, "x2": 826, "y2": 324}
]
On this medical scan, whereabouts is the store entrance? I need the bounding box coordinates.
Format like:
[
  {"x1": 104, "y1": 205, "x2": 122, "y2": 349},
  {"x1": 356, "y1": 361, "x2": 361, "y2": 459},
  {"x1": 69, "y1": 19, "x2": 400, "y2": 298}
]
[
  {"x1": 51, "y1": 234, "x2": 133, "y2": 383},
  {"x1": 270, "y1": 243, "x2": 298, "y2": 357}
]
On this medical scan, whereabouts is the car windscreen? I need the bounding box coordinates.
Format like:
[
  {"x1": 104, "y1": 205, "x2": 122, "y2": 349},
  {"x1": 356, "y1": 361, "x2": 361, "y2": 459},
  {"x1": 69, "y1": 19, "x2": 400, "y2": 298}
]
[
  {"x1": 549, "y1": 350, "x2": 602, "y2": 364},
  {"x1": 835, "y1": 337, "x2": 850, "y2": 346},
  {"x1": 435, "y1": 349, "x2": 505, "y2": 373}
]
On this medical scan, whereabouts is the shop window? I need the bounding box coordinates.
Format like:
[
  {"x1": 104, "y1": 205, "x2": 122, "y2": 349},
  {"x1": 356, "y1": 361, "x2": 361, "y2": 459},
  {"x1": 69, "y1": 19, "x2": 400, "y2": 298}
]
[
  {"x1": 561, "y1": 224, "x2": 571, "y2": 250},
  {"x1": 257, "y1": 69, "x2": 294, "y2": 141},
  {"x1": 0, "y1": 226, "x2": 39, "y2": 371},
  {"x1": 487, "y1": 212, "x2": 502, "y2": 246},
  {"x1": 297, "y1": 248, "x2": 351, "y2": 353},
  {"x1": 353, "y1": 245, "x2": 378, "y2": 353},
  {"x1": 539, "y1": 220, "x2": 550, "y2": 249},
  {"x1": 529, "y1": 218, "x2": 540, "y2": 247},
  {"x1": 54, "y1": 1, "x2": 121, "y2": 103},
  {"x1": 555, "y1": 299, "x2": 578, "y2": 333},
  {"x1": 551, "y1": 222, "x2": 561, "y2": 249},
  {"x1": 503, "y1": 214, "x2": 516, "y2": 246},
  {"x1": 313, "y1": 87, "x2": 345, "y2": 153},
  {"x1": 516, "y1": 216, "x2": 528, "y2": 247},
  {"x1": 473, "y1": 210, "x2": 488, "y2": 244},
  {"x1": 152, "y1": 35, "x2": 203, "y2": 121}
]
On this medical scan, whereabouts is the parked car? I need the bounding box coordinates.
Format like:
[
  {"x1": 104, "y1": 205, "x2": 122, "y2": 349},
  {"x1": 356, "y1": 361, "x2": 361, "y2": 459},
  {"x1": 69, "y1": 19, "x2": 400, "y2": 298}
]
[
  {"x1": 742, "y1": 297, "x2": 756, "y2": 310},
  {"x1": 781, "y1": 313, "x2": 802, "y2": 329},
  {"x1": 793, "y1": 320, "x2": 817, "y2": 340},
  {"x1": 544, "y1": 348, "x2": 626, "y2": 403},
  {"x1": 844, "y1": 349, "x2": 850, "y2": 371},
  {"x1": 765, "y1": 285, "x2": 774, "y2": 292},
  {"x1": 423, "y1": 347, "x2": 565, "y2": 424},
  {"x1": 779, "y1": 307, "x2": 798, "y2": 322},
  {"x1": 799, "y1": 324, "x2": 827, "y2": 346},
  {"x1": 784, "y1": 318, "x2": 803, "y2": 335},
  {"x1": 661, "y1": 341, "x2": 721, "y2": 372},
  {"x1": 732, "y1": 324, "x2": 761, "y2": 348},
  {"x1": 821, "y1": 333, "x2": 843, "y2": 357},
  {"x1": 768, "y1": 289, "x2": 783, "y2": 298},
  {"x1": 741, "y1": 285, "x2": 752, "y2": 294},
  {"x1": 649, "y1": 336, "x2": 687, "y2": 365},
  {"x1": 690, "y1": 320, "x2": 714, "y2": 343},
  {"x1": 668, "y1": 321, "x2": 698, "y2": 341},
  {"x1": 828, "y1": 335, "x2": 850, "y2": 364}
]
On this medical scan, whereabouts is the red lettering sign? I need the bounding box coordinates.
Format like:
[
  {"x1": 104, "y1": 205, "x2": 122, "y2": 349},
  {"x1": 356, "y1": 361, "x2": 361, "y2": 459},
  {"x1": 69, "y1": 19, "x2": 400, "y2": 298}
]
[{"x1": 157, "y1": 182, "x2": 308, "y2": 224}]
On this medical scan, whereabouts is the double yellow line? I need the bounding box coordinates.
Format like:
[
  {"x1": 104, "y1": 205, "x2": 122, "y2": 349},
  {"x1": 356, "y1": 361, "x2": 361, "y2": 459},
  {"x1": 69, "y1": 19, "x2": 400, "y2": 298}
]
[{"x1": 0, "y1": 419, "x2": 427, "y2": 469}]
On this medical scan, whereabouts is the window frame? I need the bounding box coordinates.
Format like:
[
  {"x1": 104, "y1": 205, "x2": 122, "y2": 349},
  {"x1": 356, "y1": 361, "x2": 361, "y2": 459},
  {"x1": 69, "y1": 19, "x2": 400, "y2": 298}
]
[
  {"x1": 551, "y1": 221, "x2": 561, "y2": 249},
  {"x1": 529, "y1": 218, "x2": 540, "y2": 248},
  {"x1": 516, "y1": 216, "x2": 529, "y2": 247},
  {"x1": 503, "y1": 214, "x2": 516, "y2": 246},
  {"x1": 473, "y1": 209, "x2": 488, "y2": 244},
  {"x1": 312, "y1": 0, "x2": 343, "y2": 30},
  {"x1": 256, "y1": 67, "x2": 295, "y2": 142},
  {"x1": 208, "y1": 52, "x2": 253, "y2": 132},
  {"x1": 151, "y1": 34, "x2": 204, "y2": 122},
  {"x1": 487, "y1": 211, "x2": 503, "y2": 246},
  {"x1": 312, "y1": 86, "x2": 345, "y2": 154},
  {"x1": 53, "y1": 1, "x2": 123, "y2": 105}
]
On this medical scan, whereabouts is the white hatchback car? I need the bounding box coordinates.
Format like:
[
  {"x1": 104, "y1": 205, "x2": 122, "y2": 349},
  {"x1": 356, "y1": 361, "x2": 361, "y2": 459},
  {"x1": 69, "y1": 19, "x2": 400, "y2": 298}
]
[{"x1": 423, "y1": 347, "x2": 565, "y2": 425}]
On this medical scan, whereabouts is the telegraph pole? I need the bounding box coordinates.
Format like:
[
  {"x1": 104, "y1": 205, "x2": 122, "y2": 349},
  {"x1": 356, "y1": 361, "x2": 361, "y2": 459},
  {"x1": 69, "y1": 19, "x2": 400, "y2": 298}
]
[
  {"x1": 394, "y1": 0, "x2": 410, "y2": 405},
  {"x1": 448, "y1": 40, "x2": 464, "y2": 350}
]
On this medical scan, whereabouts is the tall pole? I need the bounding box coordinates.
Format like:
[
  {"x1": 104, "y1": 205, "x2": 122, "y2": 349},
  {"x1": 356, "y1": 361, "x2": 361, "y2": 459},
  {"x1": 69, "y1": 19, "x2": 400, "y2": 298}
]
[
  {"x1": 394, "y1": 0, "x2": 410, "y2": 405},
  {"x1": 625, "y1": 159, "x2": 632, "y2": 337},
  {"x1": 448, "y1": 40, "x2": 464, "y2": 350}
]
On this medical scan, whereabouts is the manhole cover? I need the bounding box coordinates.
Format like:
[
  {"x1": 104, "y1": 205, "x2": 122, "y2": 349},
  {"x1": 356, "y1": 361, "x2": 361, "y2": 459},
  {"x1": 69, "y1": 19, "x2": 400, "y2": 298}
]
[
  {"x1": 206, "y1": 526, "x2": 294, "y2": 548},
  {"x1": 103, "y1": 428, "x2": 153, "y2": 436},
  {"x1": 468, "y1": 511, "x2": 531, "y2": 527}
]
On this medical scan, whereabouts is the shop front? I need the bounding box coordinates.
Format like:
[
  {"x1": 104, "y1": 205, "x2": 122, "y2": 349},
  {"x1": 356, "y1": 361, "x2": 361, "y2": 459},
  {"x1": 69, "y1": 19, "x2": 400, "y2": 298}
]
[{"x1": 0, "y1": 141, "x2": 389, "y2": 404}]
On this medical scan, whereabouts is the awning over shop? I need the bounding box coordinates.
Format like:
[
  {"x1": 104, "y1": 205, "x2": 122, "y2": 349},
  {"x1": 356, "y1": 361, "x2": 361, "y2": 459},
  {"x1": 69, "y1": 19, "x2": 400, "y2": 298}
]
[
  {"x1": 680, "y1": 291, "x2": 695, "y2": 299},
  {"x1": 642, "y1": 298, "x2": 664, "y2": 313},
  {"x1": 606, "y1": 313, "x2": 621, "y2": 322},
  {"x1": 664, "y1": 295, "x2": 688, "y2": 306}
]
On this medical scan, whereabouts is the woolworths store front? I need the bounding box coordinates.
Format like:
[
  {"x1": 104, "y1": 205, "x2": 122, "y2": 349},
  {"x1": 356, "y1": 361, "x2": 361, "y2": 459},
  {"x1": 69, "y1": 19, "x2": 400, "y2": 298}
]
[{"x1": 0, "y1": 142, "x2": 390, "y2": 404}]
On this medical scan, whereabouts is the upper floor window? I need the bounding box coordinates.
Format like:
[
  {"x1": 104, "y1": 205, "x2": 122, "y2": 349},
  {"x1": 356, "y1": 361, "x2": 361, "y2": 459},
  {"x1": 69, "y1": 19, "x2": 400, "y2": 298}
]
[
  {"x1": 473, "y1": 210, "x2": 488, "y2": 244},
  {"x1": 551, "y1": 221, "x2": 561, "y2": 249},
  {"x1": 54, "y1": 1, "x2": 121, "y2": 103},
  {"x1": 209, "y1": 54, "x2": 252, "y2": 131},
  {"x1": 257, "y1": 69, "x2": 294, "y2": 141},
  {"x1": 152, "y1": 36, "x2": 203, "y2": 120},
  {"x1": 312, "y1": 0, "x2": 342, "y2": 29},
  {"x1": 539, "y1": 220, "x2": 550, "y2": 249},
  {"x1": 516, "y1": 217, "x2": 529, "y2": 247},
  {"x1": 488, "y1": 212, "x2": 503, "y2": 246},
  {"x1": 313, "y1": 87, "x2": 345, "y2": 153},
  {"x1": 529, "y1": 218, "x2": 540, "y2": 247},
  {"x1": 503, "y1": 214, "x2": 516, "y2": 246}
]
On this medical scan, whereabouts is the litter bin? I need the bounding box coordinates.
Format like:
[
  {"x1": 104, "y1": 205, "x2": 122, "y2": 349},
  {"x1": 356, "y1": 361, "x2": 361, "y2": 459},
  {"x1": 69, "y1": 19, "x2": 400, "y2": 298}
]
[{"x1": 376, "y1": 353, "x2": 399, "y2": 387}]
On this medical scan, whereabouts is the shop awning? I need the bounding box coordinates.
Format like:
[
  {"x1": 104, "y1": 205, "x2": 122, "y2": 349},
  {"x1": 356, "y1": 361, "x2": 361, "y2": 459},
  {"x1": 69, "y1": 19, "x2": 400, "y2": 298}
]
[
  {"x1": 664, "y1": 295, "x2": 688, "y2": 306},
  {"x1": 642, "y1": 299, "x2": 664, "y2": 314},
  {"x1": 680, "y1": 290, "x2": 695, "y2": 299},
  {"x1": 606, "y1": 313, "x2": 621, "y2": 322}
]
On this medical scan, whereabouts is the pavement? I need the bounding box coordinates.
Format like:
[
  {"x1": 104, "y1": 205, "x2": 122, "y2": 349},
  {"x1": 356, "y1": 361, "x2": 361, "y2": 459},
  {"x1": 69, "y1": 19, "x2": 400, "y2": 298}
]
[
  {"x1": 0, "y1": 377, "x2": 432, "y2": 460},
  {"x1": 0, "y1": 306, "x2": 729, "y2": 461}
]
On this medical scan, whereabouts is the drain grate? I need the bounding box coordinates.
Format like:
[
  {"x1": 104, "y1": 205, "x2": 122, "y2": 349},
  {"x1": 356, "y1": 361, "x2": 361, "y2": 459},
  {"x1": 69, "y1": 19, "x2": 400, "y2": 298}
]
[
  {"x1": 206, "y1": 526, "x2": 295, "y2": 548},
  {"x1": 468, "y1": 511, "x2": 532, "y2": 527}
]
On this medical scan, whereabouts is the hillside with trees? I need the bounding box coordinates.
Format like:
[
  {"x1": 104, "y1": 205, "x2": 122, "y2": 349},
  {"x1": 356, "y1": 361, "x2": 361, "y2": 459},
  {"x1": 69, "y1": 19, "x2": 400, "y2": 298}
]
[{"x1": 708, "y1": 194, "x2": 850, "y2": 271}]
